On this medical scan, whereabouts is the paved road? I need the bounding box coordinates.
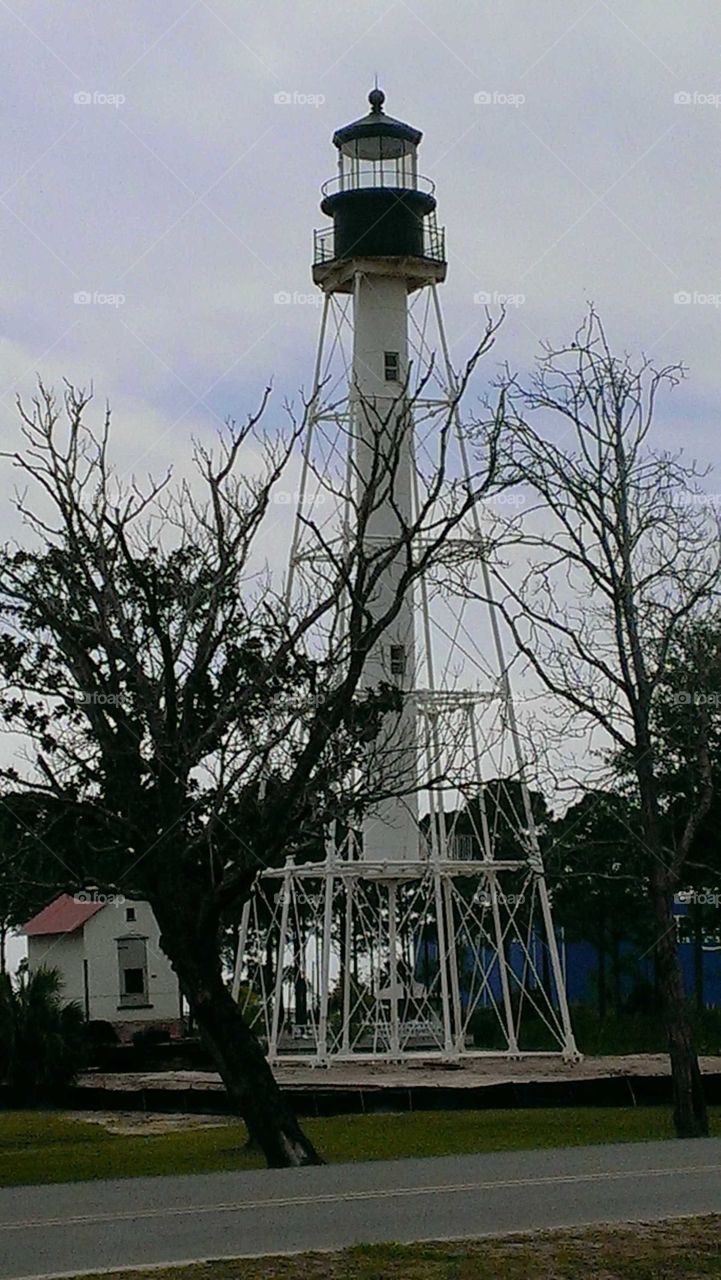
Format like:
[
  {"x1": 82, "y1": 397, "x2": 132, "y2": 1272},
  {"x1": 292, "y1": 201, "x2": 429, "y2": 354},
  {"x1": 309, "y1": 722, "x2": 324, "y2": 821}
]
[{"x1": 2, "y1": 1138, "x2": 721, "y2": 1279}]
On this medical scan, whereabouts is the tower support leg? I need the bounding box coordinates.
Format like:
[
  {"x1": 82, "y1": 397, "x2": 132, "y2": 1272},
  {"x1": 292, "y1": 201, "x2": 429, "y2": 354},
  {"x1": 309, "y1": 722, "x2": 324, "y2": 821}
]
[
  {"x1": 231, "y1": 899, "x2": 251, "y2": 1003},
  {"x1": 442, "y1": 877, "x2": 463, "y2": 1056},
  {"x1": 341, "y1": 878, "x2": 353, "y2": 1055},
  {"x1": 269, "y1": 861, "x2": 293, "y2": 1063},
  {"x1": 537, "y1": 873, "x2": 580, "y2": 1060},
  {"x1": 316, "y1": 864, "x2": 336, "y2": 1065},
  {"x1": 433, "y1": 868, "x2": 453, "y2": 1057},
  {"x1": 387, "y1": 880, "x2": 400, "y2": 1059}
]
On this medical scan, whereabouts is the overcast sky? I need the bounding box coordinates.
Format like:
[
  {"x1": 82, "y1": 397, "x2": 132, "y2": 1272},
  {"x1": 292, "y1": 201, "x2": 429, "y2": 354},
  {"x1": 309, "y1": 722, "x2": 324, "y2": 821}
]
[
  {"x1": 2, "y1": 2, "x2": 721, "y2": 964},
  {"x1": 2, "y1": 0, "x2": 720, "y2": 482}
]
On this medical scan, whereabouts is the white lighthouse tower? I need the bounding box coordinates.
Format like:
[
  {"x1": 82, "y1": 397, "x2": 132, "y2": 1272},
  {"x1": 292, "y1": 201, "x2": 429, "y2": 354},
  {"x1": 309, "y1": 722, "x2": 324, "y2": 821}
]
[
  {"x1": 317, "y1": 86, "x2": 438, "y2": 863},
  {"x1": 234, "y1": 89, "x2": 578, "y2": 1065}
]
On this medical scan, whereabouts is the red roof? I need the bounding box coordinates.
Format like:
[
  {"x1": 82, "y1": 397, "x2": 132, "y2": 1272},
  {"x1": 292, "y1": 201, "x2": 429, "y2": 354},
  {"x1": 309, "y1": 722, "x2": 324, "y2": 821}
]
[{"x1": 21, "y1": 893, "x2": 105, "y2": 937}]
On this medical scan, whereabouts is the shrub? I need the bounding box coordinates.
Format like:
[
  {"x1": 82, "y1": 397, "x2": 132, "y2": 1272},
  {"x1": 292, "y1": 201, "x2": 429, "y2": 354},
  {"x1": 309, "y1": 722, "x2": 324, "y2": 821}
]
[
  {"x1": 0, "y1": 967, "x2": 85, "y2": 1099},
  {"x1": 131, "y1": 1025, "x2": 169, "y2": 1051},
  {"x1": 84, "y1": 1019, "x2": 119, "y2": 1047}
]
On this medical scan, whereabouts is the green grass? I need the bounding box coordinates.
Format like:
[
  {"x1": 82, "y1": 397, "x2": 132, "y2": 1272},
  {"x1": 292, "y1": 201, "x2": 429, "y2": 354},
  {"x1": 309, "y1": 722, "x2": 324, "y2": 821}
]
[
  {"x1": 1, "y1": 1104, "x2": 720, "y2": 1187},
  {"x1": 67, "y1": 1218, "x2": 721, "y2": 1280}
]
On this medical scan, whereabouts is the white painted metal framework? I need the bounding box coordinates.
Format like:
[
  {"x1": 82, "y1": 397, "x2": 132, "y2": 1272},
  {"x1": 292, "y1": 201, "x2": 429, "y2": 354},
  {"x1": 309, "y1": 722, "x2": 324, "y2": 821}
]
[{"x1": 232, "y1": 276, "x2": 579, "y2": 1065}]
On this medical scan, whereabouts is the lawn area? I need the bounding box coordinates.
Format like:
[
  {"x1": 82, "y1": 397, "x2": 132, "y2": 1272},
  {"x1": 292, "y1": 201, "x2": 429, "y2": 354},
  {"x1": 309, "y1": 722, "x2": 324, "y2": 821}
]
[
  {"x1": 69, "y1": 1217, "x2": 721, "y2": 1280},
  {"x1": 1, "y1": 1104, "x2": 720, "y2": 1186}
]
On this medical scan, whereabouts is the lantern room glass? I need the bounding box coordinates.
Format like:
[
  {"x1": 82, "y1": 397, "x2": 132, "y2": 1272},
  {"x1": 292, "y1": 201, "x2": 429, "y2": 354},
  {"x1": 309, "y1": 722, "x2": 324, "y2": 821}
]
[{"x1": 338, "y1": 136, "x2": 418, "y2": 192}]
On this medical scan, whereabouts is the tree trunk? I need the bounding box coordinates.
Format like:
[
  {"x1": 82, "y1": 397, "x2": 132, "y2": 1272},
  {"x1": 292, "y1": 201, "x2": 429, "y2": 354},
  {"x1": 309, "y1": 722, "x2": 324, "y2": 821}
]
[
  {"x1": 636, "y1": 746, "x2": 708, "y2": 1138},
  {"x1": 154, "y1": 908, "x2": 323, "y2": 1168},
  {"x1": 651, "y1": 870, "x2": 708, "y2": 1138}
]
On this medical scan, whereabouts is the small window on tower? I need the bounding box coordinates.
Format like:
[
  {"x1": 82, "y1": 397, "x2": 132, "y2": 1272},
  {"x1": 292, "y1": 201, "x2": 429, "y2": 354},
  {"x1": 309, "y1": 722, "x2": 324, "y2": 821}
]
[
  {"x1": 384, "y1": 351, "x2": 400, "y2": 382},
  {"x1": 390, "y1": 644, "x2": 406, "y2": 676}
]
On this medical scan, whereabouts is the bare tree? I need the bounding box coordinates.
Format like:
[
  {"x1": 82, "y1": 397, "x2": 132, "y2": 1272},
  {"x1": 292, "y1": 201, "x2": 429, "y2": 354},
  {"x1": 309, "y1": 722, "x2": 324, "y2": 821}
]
[
  {"x1": 470, "y1": 307, "x2": 721, "y2": 1136},
  {"x1": 0, "y1": 320, "x2": 502, "y2": 1165}
]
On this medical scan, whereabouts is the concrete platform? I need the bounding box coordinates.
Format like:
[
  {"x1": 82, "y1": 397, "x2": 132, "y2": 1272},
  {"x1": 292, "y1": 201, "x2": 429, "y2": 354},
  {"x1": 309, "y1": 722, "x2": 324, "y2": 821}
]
[{"x1": 60, "y1": 1055, "x2": 721, "y2": 1117}]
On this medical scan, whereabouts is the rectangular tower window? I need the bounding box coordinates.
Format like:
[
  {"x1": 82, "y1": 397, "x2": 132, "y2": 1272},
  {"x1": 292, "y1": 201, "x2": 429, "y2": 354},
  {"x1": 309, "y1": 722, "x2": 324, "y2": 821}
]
[
  {"x1": 384, "y1": 351, "x2": 400, "y2": 382},
  {"x1": 390, "y1": 644, "x2": 407, "y2": 676}
]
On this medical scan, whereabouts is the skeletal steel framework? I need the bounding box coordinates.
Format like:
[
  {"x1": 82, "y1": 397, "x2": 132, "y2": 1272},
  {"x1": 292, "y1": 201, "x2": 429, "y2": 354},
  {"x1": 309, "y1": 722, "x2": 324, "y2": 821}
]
[
  {"x1": 231, "y1": 283, "x2": 579, "y2": 1065},
  {"x1": 232, "y1": 89, "x2": 578, "y2": 1065}
]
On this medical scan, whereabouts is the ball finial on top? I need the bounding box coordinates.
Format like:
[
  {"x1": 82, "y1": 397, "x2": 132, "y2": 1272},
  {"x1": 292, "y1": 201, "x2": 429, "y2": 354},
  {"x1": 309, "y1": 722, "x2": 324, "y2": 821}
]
[{"x1": 368, "y1": 86, "x2": 385, "y2": 113}]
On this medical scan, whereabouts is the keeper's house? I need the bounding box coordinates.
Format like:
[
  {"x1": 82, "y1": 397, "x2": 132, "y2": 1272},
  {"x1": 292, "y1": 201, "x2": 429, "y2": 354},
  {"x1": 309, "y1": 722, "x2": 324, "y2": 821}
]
[{"x1": 21, "y1": 894, "x2": 183, "y2": 1038}]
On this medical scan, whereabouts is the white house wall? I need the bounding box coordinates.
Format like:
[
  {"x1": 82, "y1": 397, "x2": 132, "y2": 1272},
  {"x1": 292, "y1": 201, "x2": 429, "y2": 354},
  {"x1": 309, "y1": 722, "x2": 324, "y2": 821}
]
[
  {"x1": 27, "y1": 934, "x2": 85, "y2": 1009},
  {"x1": 27, "y1": 899, "x2": 181, "y2": 1025},
  {"x1": 83, "y1": 899, "x2": 180, "y2": 1023}
]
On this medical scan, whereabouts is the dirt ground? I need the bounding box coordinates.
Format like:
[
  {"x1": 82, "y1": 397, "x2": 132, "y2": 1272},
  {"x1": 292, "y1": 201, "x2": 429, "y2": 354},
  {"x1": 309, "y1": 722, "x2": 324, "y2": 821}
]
[
  {"x1": 63, "y1": 1110, "x2": 236, "y2": 1134},
  {"x1": 81, "y1": 1053, "x2": 721, "y2": 1095}
]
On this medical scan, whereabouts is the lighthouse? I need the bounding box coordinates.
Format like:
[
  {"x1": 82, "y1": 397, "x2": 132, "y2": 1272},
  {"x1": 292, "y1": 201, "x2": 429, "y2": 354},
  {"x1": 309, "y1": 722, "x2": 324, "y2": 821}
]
[
  {"x1": 234, "y1": 89, "x2": 578, "y2": 1067},
  {"x1": 313, "y1": 88, "x2": 446, "y2": 863}
]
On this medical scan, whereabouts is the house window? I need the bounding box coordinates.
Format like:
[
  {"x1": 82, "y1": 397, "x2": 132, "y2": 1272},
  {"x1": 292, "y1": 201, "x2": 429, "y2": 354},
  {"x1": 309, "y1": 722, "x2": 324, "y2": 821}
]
[
  {"x1": 390, "y1": 644, "x2": 407, "y2": 677},
  {"x1": 117, "y1": 936, "x2": 149, "y2": 1008},
  {"x1": 123, "y1": 967, "x2": 145, "y2": 995},
  {"x1": 384, "y1": 351, "x2": 400, "y2": 382},
  {"x1": 125, "y1": 906, "x2": 136, "y2": 923}
]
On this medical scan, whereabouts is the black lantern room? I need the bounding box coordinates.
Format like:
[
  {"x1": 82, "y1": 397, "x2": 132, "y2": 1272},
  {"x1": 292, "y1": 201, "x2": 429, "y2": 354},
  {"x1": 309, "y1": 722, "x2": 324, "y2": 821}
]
[{"x1": 313, "y1": 88, "x2": 446, "y2": 273}]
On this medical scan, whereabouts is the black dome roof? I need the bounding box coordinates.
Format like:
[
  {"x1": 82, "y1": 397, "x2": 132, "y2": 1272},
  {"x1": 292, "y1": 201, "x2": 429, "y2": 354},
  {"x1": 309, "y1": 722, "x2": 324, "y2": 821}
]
[{"x1": 332, "y1": 88, "x2": 422, "y2": 150}]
